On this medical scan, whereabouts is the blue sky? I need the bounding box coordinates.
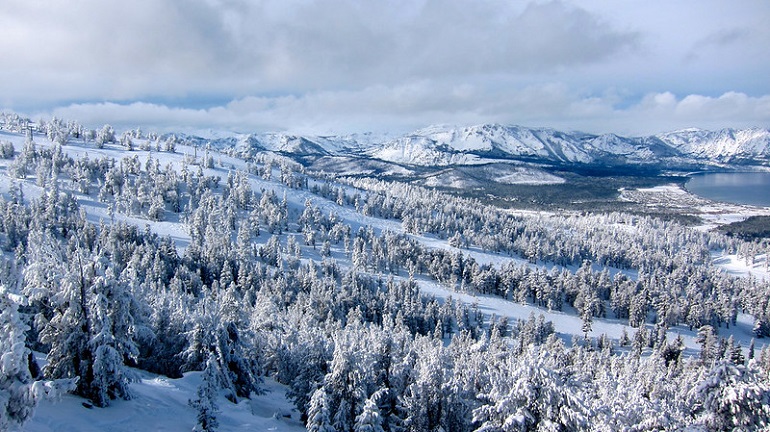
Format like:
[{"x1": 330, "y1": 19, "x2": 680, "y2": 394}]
[{"x1": 1, "y1": 0, "x2": 768, "y2": 135}]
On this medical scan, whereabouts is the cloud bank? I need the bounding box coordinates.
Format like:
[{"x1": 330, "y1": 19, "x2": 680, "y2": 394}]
[
  {"x1": 48, "y1": 88, "x2": 770, "y2": 136},
  {"x1": 1, "y1": 0, "x2": 769, "y2": 135}
]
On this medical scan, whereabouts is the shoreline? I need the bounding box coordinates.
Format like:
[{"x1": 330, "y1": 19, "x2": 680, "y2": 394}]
[
  {"x1": 620, "y1": 182, "x2": 770, "y2": 231},
  {"x1": 683, "y1": 171, "x2": 770, "y2": 209}
]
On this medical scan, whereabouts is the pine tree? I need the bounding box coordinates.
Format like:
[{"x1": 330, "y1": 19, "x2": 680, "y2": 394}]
[
  {"x1": 37, "y1": 247, "x2": 92, "y2": 401},
  {"x1": 306, "y1": 388, "x2": 335, "y2": 432},
  {"x1": 692, "y1": 360, "x2": 770, "y2": 430},
  {"x1": 35, "y1": 243, "x2": 137, "y2": 407},
  {"x1": 0, "y1": 287, "x2": 39, "y2": 429},
  {"x1": 190, "y1": 357, "x2": 220, "y2": 432},
  {"x1": 696, "y1": 325, "x2": 717, "y2": 365},
  {"x1": 87, "y1": 264, "x2": 138, "y2": 406},
  {"x1": 473, "y1": 348, "x2": 588, "y2": 432},
  {"x1": 354, "y1": 394, "x2": 385, "y2": 432}
]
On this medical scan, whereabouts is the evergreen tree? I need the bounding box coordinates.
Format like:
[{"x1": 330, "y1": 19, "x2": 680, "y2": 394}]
[
  {"x1": 35, "y1": 242, "x2": 137, "y2": 407},
  {"x1": 692, "y1": 360, "x2": 770, "y2": 430},
  {"x1": 86, "y1": 264, "x2": 138, "y2": 406},
  {"x1": 190, "y1": 356, "x2": 220, "y2": 432},
  {"x1": 0, "y1": 287, "x2": 39, "y2": 429},
  {"x1": 354, "y1": 394, "x2": 385, "y2": 432},
  {"x1": 307, "y1": 388, "x2": 335, "y2": 432}
]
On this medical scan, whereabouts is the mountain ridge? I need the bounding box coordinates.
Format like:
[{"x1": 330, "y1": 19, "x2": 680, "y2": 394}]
[{"x1": 211, "y1": 123, "x2": 770, "y2": 169}]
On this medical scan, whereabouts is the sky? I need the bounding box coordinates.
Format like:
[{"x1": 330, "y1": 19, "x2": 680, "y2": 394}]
[{"x1": 1, "y1": 0, "x2": 769, "y2": 136}]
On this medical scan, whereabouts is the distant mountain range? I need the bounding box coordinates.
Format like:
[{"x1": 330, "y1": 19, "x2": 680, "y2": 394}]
[{"x1": 204, "y1": 124, "x2": 770, "y2": 177}]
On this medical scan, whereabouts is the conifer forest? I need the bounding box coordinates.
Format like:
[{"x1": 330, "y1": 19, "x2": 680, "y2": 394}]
[{"x1": 1, "y1": 113, "x2": 770, "y2": 431}]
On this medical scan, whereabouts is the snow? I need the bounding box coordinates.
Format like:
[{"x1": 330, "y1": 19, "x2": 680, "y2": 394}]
[
  {"x1": 359, "y1": 123, "x2": 770, "y2": 168},
  {"x1": 371, "y1": 135, "x2": 485, "y2": 167},
  {"x1": 712, "y1": 252, "x2": 769, "y2": 282},
  {"x1": 635, "y1": 184, "x2": 689, "y2": 195},
  {"x1": 417, "y1": 277, "x2": 766, "y2": 357},
  {"x1": 3, "y1": 125, "x2": 770, "y2": 429},
  {"x1": 416, "y1": 164, "x2": 565, "y2": 188},
  {"x1": 620, "y1": 183, "x2": 770, "y2": 231},
  {"x1": 658, "y1": 127, "x2": 770, "y2": 161},
  {"x1": 371, "y1": 124, "x2": 595, "y2": 166},
  {"x1": 421, "y1": 172, "x2": 482, "y2": 189},
  {"x1": 26, "y1": 370, "x2": 305, "y2": 432},
  {"x1": 495, "y1": 168, "x2": 565, "y2": 185}
]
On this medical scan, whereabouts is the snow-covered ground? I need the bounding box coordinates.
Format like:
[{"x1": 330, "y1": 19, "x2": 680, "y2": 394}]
[
  {"x1": 495, "y1": 168, "x2": 565, "y2": 185},
  {"x1": 3, "y1": 129, "x2": 770, "y2": 430},
  {"x1": 417, "y1": 277, "x2": 765, "y2": 358},
  {"x1": 621, "y1": 183, "x2": 770, "y2": 231},
  {"x1": 27, "y1": 369, "x2": 304, "y2": 432},
  {"x1": 712, "y1": 252, "x2": 769, "y2": 282}
]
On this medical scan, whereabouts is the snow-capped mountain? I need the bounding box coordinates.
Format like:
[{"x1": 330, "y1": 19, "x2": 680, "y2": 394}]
[
  {"x1": 371, "y1": 124, "x2": 594, "y2": 165},
  {"x1": 369, "y1": 124, "x2": 770, "y2": 168},
  {"x1": 202, "y1": 124, "x2": 770, "y2": 170},
  {"x1": 656, "y1": 127, "x2": 770, "y2": 163},
  {"x1": 217, "y1": 131, "x2": 389, "y2": 157}
]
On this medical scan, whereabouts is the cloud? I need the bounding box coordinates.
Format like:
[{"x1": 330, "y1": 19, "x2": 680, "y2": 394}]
[
  {"x1": 0, "y1": 0, "x2": 638, "y2": 106},
  {"x1": 42, "y1": 86, "x2": 770, "y2": 137},
  {"x1": 595, "y1": 91, "x2": 770, "y2": 135},
  {"x1": 685, "y1": 28, "x2": 751, "y2": 62},
  {"x1": 2, "y1": 1, "x2": 768, "y2": 134},
  {"x1": 696, "y1": 28, "x2": 749, "y2": 48}
]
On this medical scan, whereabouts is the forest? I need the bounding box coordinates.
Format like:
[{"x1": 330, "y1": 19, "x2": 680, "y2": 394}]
[{"x1": 1, "y1": 112, "x2": 770, "y2": 431}]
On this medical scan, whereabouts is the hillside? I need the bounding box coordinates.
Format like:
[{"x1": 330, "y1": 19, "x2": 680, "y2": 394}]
[{"x1": 1, "y1": 113, "x2": 770, "y2": 430}]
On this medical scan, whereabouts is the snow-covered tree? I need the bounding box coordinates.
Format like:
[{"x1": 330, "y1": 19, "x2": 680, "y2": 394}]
[
  {"x1": 473, "y1": 347, "x2": 588, "y2": 432},
  {"x1": 95, "y1": 124, "x2": 115, "y2": 148},
  {"x1": 691, "y1": 360, "x2": 770, "y2": 430},
  {"x1": 0, "y1": 286, "x2": 39, "y2": 429},
  {"x1": 307, "y1": 388, "x2": 335, "y2": 432},
  {"x1": 32, "y1": 241, "x2": 137, "y2": 407},
  {"x1": 190, "y1": 356, "x2": 220, "y2": 432},
  {"x1": 86, "y1": 265, "x2": 138, "y2": 407},
  {"x1": 354, "y1": 393, "x2": 385, "y2": 432}
]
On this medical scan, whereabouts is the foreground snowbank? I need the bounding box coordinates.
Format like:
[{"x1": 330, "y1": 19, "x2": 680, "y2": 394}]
[{"x1": 26, "y1": 371, "x2": 304, "y2": 432}]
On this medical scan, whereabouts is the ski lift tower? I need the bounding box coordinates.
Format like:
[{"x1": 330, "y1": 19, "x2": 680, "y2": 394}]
[{"x1": 22, "y1": 119, "x2": 34, "y2": 141}]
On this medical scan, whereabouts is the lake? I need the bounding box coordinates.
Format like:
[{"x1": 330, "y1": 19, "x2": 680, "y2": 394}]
[{"x1": 686, "y1": 172, "x2": 770, "y2": 207}]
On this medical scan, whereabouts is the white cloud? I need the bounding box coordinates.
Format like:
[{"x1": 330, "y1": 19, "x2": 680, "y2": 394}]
[
  {"x1": 42, "y1": 87, "x2": 770, "y2": 137},
  {"x1": 2, "y1": 0, "x2": 769, "y2": 134},
  {"x1": 0, "y1": 1, "x2": 636, "y2": 104}
]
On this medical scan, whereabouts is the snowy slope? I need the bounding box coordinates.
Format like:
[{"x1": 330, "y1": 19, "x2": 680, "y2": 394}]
[
  {"x1": 26, "y1": 366, "x2": 305, "y2": 432},
  {"x1": 223, "y1": 132, "x2": 387, "y2": 158},
  {"x1": 658, "y1": 128, "x2": 770, "y2": 162},
  {"x1": 370, "y1": 124, "x2": 594, "y2": 166},
  {"x1": 417, "y1": 164, "x2": 565, "y2": 189},
  {"x1": 166, "y1": 123, "x2": 770, "y2": 170},
  {"x1": 2, "y1": 121, "x2": 770, "y2": 430},
  {"x1": 367, "y1": 124, "x2": 770, "y2": 168},
  {"x1": 368, "y1": 134, "x2": 485, "y2": 166}
]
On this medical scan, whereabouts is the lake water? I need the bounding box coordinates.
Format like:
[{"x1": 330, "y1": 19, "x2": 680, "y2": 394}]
[{"x1": 686, "y1": 172, "x2": 770, "y2": 207}]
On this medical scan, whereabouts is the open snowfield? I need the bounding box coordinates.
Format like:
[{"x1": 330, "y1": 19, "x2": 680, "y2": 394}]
[
  {"x1": 713, "y1": 252, "x2": 769, "y2": 282},
  {"x1": 27, "y1": 369, "x2": 304, "y2": 432},
  {"x1": 417, "y1": 277, "x2": 765, "y2": 357}
]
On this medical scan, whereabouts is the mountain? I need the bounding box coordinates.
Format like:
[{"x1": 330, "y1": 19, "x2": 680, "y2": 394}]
[
  {"x1": 369, "y1": 124, "x2": 770, "y2": 168},
  {"x1": 370, "y1": 124, "x2": 593, "y2": 165},
  {"x1": 201, "y1": 124, "x2": 770, "y2": 171},
  {"x1": 656, "y1": 127, "x2": 770, "y2": 163},
  {"x1": 218, "y1": 132, "x2": 387, "y2": 157}
]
